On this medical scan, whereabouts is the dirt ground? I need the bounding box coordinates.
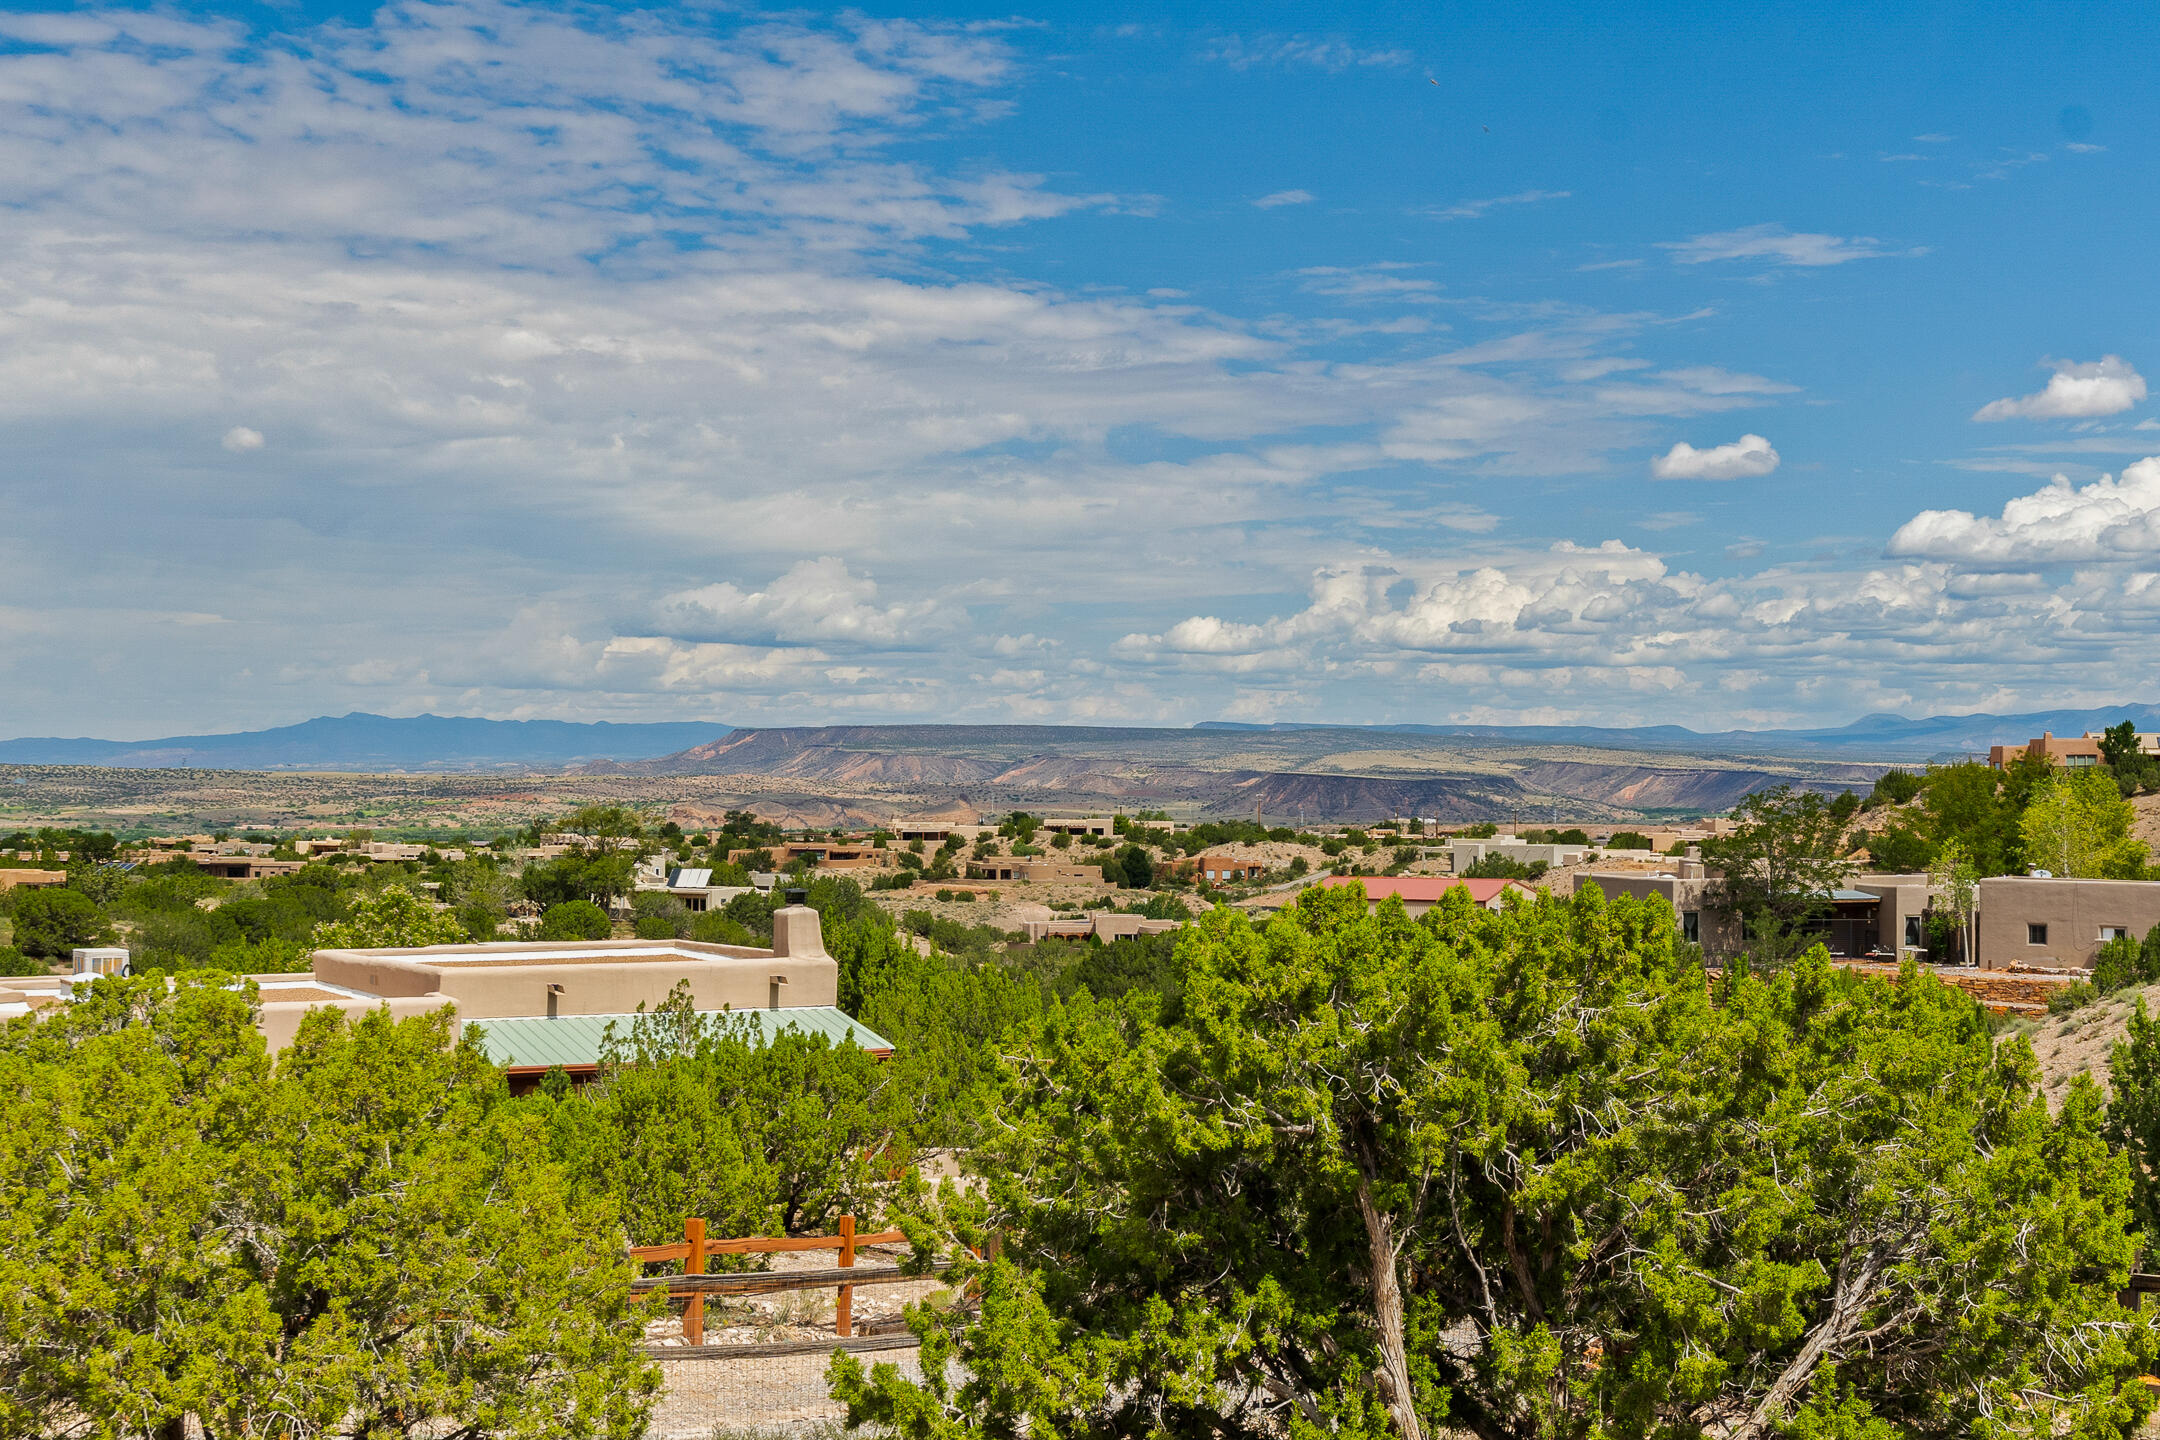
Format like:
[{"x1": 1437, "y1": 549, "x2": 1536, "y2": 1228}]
[
  {"x1": 2018, "y1": 979, "x2": 2160, "y2": 1111},
  {"x1": 2136, "y1": 792, "x2": 2160, "y2": 856},
  {"x1": 644, "y1": 1244, "x2": 951, "y2": 1438}
]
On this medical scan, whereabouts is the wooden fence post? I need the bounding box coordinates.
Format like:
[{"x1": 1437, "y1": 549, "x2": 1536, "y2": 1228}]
[
  {"x1": 836, "y1": 1214, "x2": 855, "y2": 1337},
  {"x1": 684, "y1": 1216, "x2": 707, "y2": 1347}
]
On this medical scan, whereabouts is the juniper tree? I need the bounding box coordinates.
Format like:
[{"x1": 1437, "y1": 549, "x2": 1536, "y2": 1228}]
[{"x1": 836, "y1": 883, "x2": 2156, "y2": 1440}]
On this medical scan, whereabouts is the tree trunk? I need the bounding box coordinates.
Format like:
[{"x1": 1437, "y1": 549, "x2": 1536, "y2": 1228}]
[
  {"x1": 1355, "y1": 1176, "x2": 1426, "y2": 1440},
  {"x1": 1714, "y1": 1246, "x2": 1884, "y2": 1440}
]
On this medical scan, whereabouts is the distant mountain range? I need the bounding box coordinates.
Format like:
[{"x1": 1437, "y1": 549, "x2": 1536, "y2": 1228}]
[
  {"x1": 1195, "y1": 705, "x2": 2160, "y2": 761},
  {"x1": 0, "y1": 713, "x2": 730, "y2": 771},
  {"x1": 1, "y1": 703, "x2": 2153, "y2": 775}
]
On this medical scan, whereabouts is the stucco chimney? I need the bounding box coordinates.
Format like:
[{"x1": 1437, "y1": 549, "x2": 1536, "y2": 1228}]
[{"x1": 771, "y1": 905, "x2": 830, "y2": 960}]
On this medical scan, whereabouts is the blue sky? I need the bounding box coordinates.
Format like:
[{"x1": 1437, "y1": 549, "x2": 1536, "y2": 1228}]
[{"x1": 1, "y1": 0, "x2": 2156, "y2": 736}]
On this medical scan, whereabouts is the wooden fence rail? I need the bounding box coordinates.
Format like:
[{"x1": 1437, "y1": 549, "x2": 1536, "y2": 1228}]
[
  {"x1": 630, "y1": 1214, "x2": 918, "y2": 1345},
  {"x1": 632, "y1": 1259, "x2": 952, "y2": 1298}
]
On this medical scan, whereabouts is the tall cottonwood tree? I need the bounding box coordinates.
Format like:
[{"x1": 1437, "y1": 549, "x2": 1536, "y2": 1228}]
[{"x1": 835, "y1": 883, "x2": 2156, "y2": 1440}]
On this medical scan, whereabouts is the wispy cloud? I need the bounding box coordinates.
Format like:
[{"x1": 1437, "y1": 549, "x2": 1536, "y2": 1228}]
[
  {"x1": 1295, "y1": 263, "x2": 1441, "y2": 303},
  {"x1": 1662, "y1": 224, "x2": 1920, "y2": 267},
  {"x1": 1975, "y1": 150, "x2": 2050, "y2": 181},
  {"x1": 1252, "y1": 188, "x2": 1315, "y2": 208},
  {"x1": 1422, "y1": 188, "x2": 1569, "y2": 222},
  {"x1": 1203, "y1": 34, "x2": 1412, "y2": 71}
]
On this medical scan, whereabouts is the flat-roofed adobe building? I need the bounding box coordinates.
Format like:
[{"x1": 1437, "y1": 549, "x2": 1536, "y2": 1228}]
[
  {"x1": 1580, "y1": 870, "x2": 1931, "y2": 964},
  {"x1": 1989, "y1": 732, "x2": 2103, "y2": 769},
  {"x1": 1448, "y1": 836, "x2": 1589, "y2": 873},
  {"x1": 1184, "y1": 853, "x2": 1265, "y2": 885},
  {"x1": 192, "y1": 856, "x2": 307, "y2": 881},
  {"x1": 1019, "y1": 912, "x2": 1182, "y2": 943},
  {"x1": 1976, "y1": 876, "x2": 2160, "y2": 972},
  {"x1": 1039, "y1": 817, "x2": 1116, "y2": 838},
  {"x1": 1318, "y1": 875, "x2": 1536, "y2": 917},
  {"x1": 0, "y1": 905, "x2": 891, "y2": 1090}
]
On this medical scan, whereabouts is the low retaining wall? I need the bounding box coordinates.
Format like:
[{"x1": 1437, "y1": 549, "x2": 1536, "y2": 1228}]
[
  {"x1": 1710, "y1": 962, "x2": 2079, "y2": 1018},
  {"x1": 1837, "y1": 962, "x2": 2078, "y2": 1017}
]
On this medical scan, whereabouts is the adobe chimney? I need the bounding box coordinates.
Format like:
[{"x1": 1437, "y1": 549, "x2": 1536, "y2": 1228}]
[{"x1": 770, "y1": 905, "x2": 830, "y2": 961}]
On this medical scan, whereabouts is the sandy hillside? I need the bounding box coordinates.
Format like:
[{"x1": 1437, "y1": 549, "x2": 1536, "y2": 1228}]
[
  {"x1": 2021, "y1": 982, "x2": 2160, "y2": 1110},
  {"x1": 2135, "y1": 791, "x2": 2160, "y2": 855}
]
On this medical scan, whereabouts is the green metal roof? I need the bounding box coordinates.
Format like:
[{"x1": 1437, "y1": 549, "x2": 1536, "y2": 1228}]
[{"x1": 471, "y1": 1006, "x2": 895, "y2": 1072}]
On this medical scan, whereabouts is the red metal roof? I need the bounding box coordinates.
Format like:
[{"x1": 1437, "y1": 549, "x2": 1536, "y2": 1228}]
[{"x1": 1318, "y1": 875, "x2": 1531, "y2": 905}]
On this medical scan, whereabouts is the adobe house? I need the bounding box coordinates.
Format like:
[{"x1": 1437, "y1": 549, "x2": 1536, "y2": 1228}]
[
  {"x1": 1976, "y1": 876, "x2": 2160, "y2": 972},
  {"x1": 1317, "y1": 875, "x2": 1537, "y2": 917},
  {"x1": 1018, "y1": 913, "x2": 1182, "y2": 943},
  {"x1": 1178, "y1": 853, "x2": 1266, "y2": 885},
  {"x1": 1582, "y1": 870, "x2": 1932, "y2": 964},
  {"x1": 1, "y1": 905, "x2": 891, "y2": 1090}
]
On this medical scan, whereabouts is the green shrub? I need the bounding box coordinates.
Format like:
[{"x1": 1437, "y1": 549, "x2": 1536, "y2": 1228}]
[
  {"x1": 0, "y1": 945, "x2": 47, "y2": 977},
  {"x1": 11, "y1": 888, "x2": 112, "y2": 959},
  {"x1": 1870, "y1": 768, "x2": 1925, "y2": 807},
  {"x1": 2092, "y1": 925, "x2": 2160, "y2": 992},
  {"x1": 1464, "y1": 853, "x2": 1548, "y2": 881},
  {"x1": 207, "y1": 936, "x2": 314, "y2": 974},
  {"x1": 2049, "y1": 980, "x2": 2099, "y2": 1016},
  {"x1": 537, "y1": 900, "x2": 612, "y2": 940},
  {"x1": 690, "y1": 912, "x2": 755, "y2": 946},
  {"x1": 456, "y1": 900, "x2": 506, "y2": 942}
]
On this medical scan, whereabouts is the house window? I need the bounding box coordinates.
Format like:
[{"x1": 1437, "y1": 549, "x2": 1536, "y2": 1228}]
[
  {"x1": 2027, "y1": 923, "x2": 2048, "y2": 945},
  {"x1": 1682, "y1": 910, "x2": 1700, "y2": 944},
  {"x1": 2102, "y1": 926, "x2": 2130, "y2": 942},
  {"x1": 1904, "y1": 915, "x2": 1923, "y2": 949}
]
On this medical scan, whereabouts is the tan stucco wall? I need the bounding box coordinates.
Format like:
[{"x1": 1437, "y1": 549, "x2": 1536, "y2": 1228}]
[
  {"x1": 258, "y1": 994, "x2": 451, "y2": 1053},
  {"x1": 1977, "y1": 877, "x2": 2160, "y2": 971},
  {"x1": 303, "y1": 907, "x2": 841, "y2": 1021},
  {"x1": 1579, "y1": 873, "x2": 1742, "y2": 959},
  {"x1": 1848, "y1": 876, "x2": 1932, "y2": 962}
]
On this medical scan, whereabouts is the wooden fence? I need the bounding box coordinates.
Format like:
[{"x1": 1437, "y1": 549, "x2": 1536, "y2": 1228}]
[
  {"x1": 630, "y1": 1214, "x2": 954, "y2": 1355},
  {"x1": 626, "y1": 1220, "x2": 2160, "y2": 1368}
]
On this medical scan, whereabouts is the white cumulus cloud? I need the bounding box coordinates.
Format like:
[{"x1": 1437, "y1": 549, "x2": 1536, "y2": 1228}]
[
  {"x1": 1649, "y1": 434, "x2": 1780, "y2": 480},
  {"x1": 653, "y1": 557, "x2": 949, "y2": 647},
  {"x1": 1252, "y1": 189, "x2": 1314, "y2": 208},
  {"x1": 221, "y1": 426, "x2": 264, "y2": 452},
  {"x1": 1972, "y1": 355, "x2": 2146, "y2": 421},
  {"x1": 1885, "y1": 457, "x2": 2160, "y2": 566}
]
